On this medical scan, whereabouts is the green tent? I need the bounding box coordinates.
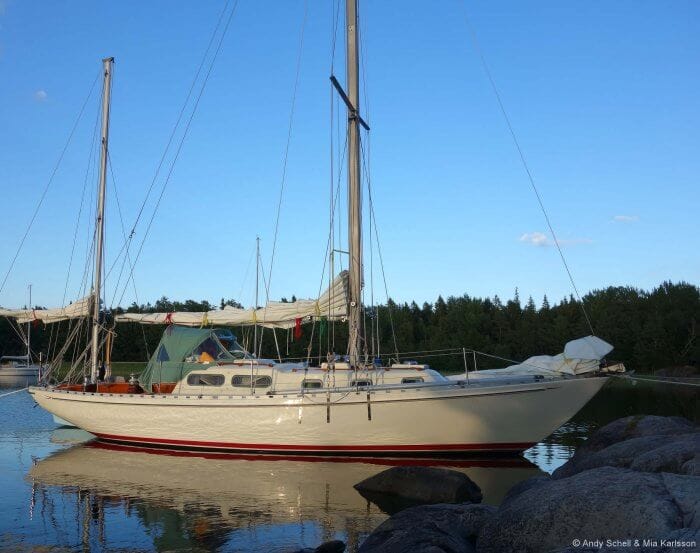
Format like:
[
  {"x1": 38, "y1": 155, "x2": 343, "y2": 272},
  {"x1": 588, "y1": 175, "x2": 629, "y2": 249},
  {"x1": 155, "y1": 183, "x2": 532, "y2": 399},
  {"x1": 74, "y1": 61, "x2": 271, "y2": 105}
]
[{"x1": 139, "y1": 326, "x2": 234, "y2": 391}]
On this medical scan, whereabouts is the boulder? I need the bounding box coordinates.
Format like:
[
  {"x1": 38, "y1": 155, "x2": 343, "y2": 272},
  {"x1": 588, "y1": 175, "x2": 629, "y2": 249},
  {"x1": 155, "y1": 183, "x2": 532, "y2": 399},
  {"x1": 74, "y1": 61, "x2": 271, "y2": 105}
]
[
  {"x1": 661, "y1": 473, "x2": 700, "y2": 529},
  {"x1": 499, "y1": 475, "x2": 551, "y2": 507},
  {"x1": 289, "y1": 540, "x2": 346, "y2": 553},
  {"x1": 358, "y1": 503, "x2": 495, "y2": 553},
  {"x1": 553, "y1": 529, "x2": 700, "y2": 553},
  {"x1": 573, "y1": 415, "x2": 696, "y2": 455},
  {"x1": 314, "y1": 540, "x2": 346, "y2": 553},
  {"x1": 656, "y1": 528, "x2": 700, "y2": 552},
  {"x1": 354, "y1": 466, "x2": 482, "y2": 514},
  {"x1": 553, "y1": 416, "x2": 699, "y2": 479},
  {"x1": 631, "y1": 435, "x2": 700, "y2": 476},
  {"x1": 476, "y1": 467, "x2": 688, "y2": 553},
  {"x1": 553, "y1": 432, "x2": 700, "y2": 479}
]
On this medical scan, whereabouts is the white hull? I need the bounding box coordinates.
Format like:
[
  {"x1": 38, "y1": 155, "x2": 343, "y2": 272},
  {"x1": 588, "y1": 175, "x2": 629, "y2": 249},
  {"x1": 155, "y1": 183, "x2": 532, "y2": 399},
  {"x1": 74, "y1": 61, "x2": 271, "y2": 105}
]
[{"x1": 29, "y1": 377, "x2": 607, "y2": 454}]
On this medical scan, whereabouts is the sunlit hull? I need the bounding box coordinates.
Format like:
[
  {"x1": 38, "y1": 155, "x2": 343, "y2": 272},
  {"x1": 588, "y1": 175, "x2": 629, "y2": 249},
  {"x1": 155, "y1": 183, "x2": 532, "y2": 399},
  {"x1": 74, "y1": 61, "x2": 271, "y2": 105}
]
[{"x1": 28, "y1": 377, "x2": 607, "y2": 454}]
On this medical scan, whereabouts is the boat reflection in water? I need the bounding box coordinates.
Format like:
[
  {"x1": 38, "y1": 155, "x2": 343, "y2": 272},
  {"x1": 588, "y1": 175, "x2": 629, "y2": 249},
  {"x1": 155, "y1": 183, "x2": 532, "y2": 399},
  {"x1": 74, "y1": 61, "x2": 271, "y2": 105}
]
[{"x1": 28, "y1": 434, "x2": 543, "y2": 552}]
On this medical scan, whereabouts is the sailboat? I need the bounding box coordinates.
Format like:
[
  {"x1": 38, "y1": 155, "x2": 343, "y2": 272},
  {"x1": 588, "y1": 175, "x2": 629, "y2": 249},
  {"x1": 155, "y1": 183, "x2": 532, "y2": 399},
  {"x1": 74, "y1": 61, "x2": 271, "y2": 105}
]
[
  {"x1": 0, "y1": 286, "x2": 72, "y2": 387},
  {"x1": 28, "y1": 2, "x2": 624, "y2": 455}
]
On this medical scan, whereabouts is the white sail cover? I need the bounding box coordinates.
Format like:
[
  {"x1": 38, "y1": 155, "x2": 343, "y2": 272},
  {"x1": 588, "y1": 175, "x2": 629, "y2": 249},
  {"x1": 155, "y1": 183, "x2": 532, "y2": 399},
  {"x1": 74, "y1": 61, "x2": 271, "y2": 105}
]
[
  {"x1": 0, "y1": 296, "x2": 92, "y2": 324},
  {"x1": 448, "y1": 335, "x2": 615, "y2": 380},
  {"x1": 491, "y1": 336, "x2": 613, "y2": 376},
  {"x1": 563, "y1": 335, "x2": 613, "y2": 361},
  {"x1": 115, "y1": 271, "x2": 349, "y2": 329}
]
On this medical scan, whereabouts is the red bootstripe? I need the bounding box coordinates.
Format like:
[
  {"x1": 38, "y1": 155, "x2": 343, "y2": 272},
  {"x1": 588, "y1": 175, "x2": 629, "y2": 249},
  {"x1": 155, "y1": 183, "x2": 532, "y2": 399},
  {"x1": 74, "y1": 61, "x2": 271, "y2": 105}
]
[
  {"x1": 93, "y1": 432, "x2": 532, "y2": 452},
  {"x1": 89, "y1": 441, "x2": 535, "y2": 467}
]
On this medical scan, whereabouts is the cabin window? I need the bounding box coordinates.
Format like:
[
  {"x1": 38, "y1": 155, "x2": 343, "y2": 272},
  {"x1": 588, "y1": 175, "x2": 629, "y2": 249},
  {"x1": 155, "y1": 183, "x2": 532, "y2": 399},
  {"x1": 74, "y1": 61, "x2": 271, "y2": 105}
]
[
  {"x1": 302, "y1": 379, "x2": 323, "y2": 389},
  {"x1": 187, "y1": 373, "x2": 224, "y2": 386},
  {"x1": 232, "y1": 375, "x2": 272, "y2": 388},
  {"x1": 351, "y1": 379, "x2": 372, "y2": 387},
  {"x1": 401, "y1": 377, "x2": 424, "y2": 384}
]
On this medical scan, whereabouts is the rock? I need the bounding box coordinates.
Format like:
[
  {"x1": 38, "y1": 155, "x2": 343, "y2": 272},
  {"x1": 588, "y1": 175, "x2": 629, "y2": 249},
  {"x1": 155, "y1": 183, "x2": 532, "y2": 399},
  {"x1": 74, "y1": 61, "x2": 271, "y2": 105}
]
[
  {"x1": 631, "y1": 435, "x2": 700, "y2": 476},
  {"x1": 574, "y1": 415, "x2": 697, "y2": 455},
  {"x1": 499, "y1": 475, "x2": 551, "y2": 507},
  {"x1": 553, "y1": 432, "x2": 700, "y2": 479},
  {"x1": 476, "y1": 467, "x2": 688, "y2": 553},
  {"x1": 288, "y1": 541, "x2": 345, "y2": 553},
  {"x1": 553, "y1": 416, "x2": 699, "y2": 479},
  {"x1": 314, "y1": 540, "x2": 346, "y2": 553},
  {"x1": 661, "y1": 473, "x2": 700, "y2": 529},
  {"x1": 656, "y1": 528, "x2": 700, "y2": 552},
  {"x1": 681, "y1": 455, "x2": 700, "y2": 476},
  {"x1": 554, "y1": 529, "x2": 700, "y2": 553},
  {"x1": 354, "y1": 466, "x2": 482, "y2": 514},
  {"x1": 358, "y1": 503, "x2": 495, "y2": 553}
]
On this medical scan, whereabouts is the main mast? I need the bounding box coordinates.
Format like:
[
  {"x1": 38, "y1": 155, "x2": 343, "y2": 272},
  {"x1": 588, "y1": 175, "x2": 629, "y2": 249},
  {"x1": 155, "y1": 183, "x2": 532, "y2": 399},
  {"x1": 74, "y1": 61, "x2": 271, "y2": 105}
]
[
  {"x1": 346, "y1": 0, "x2": 363, "y2": 367},
  {"x1": 90, "y1": 57, "x2": 113, "y2": 382}
]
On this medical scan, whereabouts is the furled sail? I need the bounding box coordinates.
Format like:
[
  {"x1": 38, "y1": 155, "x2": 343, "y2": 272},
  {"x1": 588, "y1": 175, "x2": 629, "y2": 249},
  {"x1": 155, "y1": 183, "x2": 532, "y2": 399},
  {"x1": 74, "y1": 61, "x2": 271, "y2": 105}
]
[
  {"x1": 115, "y1": 271, "x2": 349, "y2": 329},
  {"x1": 0, "y1": 296, "x2": 92, "y2": 324}
]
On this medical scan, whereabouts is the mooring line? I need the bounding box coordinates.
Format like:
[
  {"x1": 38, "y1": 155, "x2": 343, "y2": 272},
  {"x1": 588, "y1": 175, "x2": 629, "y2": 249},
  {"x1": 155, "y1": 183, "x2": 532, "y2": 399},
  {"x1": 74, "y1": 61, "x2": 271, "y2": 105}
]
[
  {"x1": 0, "y1": 387, "x2": 29, "y2": 399},
  {"x1": 613, "y1": 375, "x2": 700, "y2": 388}
]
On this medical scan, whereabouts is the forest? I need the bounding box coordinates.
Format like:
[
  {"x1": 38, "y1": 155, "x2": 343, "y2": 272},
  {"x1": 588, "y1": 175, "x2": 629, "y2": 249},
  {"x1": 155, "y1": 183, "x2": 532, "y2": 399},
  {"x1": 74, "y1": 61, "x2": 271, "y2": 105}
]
[{"x1": 1, "y1": 280, "x2": 697, "y2": 374}]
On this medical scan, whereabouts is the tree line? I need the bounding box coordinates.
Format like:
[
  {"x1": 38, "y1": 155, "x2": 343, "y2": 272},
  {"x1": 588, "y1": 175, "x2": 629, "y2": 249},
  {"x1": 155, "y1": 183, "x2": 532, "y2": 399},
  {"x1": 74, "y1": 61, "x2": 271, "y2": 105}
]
[{"x1": 1, "y1": 281, "x2": 696, "y2": 374}]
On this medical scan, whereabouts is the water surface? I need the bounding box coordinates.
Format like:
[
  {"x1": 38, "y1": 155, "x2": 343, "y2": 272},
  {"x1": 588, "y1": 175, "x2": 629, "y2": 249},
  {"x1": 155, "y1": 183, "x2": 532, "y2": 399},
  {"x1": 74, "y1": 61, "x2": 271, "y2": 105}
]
[{"x1": 0, "y1": 378, "x2": 696, "y2": 552}]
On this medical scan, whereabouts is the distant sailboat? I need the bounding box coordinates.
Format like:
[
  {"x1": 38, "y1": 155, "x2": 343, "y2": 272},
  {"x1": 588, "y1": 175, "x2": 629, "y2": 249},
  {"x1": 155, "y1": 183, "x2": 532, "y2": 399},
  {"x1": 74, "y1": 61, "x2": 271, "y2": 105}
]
[
  {"x1": 29, "y1": 2, "x2": 624, "y2": 454},
  {"x1": 0, "y1": 286, "x2": 82, "y2": 387}
]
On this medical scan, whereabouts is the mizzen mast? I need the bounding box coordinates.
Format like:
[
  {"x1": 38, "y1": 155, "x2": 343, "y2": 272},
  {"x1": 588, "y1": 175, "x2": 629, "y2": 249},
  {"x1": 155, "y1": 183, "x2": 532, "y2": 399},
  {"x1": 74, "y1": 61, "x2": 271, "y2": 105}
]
[{"x1": 90, "y1": 57, "x2": 113, "y2": 383}]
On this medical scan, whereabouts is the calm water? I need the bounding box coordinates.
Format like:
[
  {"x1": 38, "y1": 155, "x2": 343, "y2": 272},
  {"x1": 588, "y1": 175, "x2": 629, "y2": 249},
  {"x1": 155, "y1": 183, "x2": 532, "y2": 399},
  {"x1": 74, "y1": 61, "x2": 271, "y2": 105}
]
[{"x1": 0, "y1": 379, "x2": 697, "y2": 552}]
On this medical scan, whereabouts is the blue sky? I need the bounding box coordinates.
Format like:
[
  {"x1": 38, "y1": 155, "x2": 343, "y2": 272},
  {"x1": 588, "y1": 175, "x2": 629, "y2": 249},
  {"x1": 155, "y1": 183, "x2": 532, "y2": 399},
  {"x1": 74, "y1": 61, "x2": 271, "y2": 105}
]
[{"x1": 0, "y1": 0, "x2": 698, "y2": 310}]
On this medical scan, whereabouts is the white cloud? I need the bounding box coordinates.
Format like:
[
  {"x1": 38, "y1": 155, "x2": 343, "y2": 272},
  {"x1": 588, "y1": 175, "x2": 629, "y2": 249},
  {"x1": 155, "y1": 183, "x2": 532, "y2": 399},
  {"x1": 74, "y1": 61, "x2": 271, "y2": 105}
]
[
  {"x1": 519, "y1": 232, "x2": 592, "y2": 247},
  {"x1": 34, "y1": 89, "x2": 48, "y2": 102},
  {"x1": 519, "y1": 232, "x2": 550, "y2": 247},
  {"x1": 613, "y1": 215, "x2": 639, "y2": 223}
]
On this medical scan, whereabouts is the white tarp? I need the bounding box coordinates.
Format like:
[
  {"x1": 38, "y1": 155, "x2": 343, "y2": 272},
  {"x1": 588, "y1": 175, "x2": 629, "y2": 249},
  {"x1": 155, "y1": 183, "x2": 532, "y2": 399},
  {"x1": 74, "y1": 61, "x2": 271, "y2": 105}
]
[
  {"x1": 115, "y1": 271, "x2": 349, "y2": 329},
  {"x1": 502, "y1": 335, "x2": 613, "y2": 375},
  {"x1": 0, "y1": 296, "x2": 92, "y2": 324},
  {"x1": 448, "y1": 335, "x2": 614, "y2": 379},
  {"x1": 564, "y1": 335, "x2": 614, "y2": 361}
]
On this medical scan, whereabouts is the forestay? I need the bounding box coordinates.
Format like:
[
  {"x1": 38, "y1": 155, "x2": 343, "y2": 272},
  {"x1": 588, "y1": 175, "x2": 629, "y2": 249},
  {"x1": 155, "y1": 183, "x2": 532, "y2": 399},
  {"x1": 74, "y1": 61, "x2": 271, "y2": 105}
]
[
  {"x1": 116, "y1": 271, "x2": 349, "y2": 329},
  {"x1": 0, "y1": 296, "x2": 92, "y2": 324}
]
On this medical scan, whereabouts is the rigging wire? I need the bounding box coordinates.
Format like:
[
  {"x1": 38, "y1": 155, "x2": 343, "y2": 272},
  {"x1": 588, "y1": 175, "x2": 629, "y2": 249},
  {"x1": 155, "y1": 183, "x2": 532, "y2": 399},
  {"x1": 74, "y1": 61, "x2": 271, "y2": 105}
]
[
  {"x1": 236, "y1": 244, "x2": 257, "y2": 305},
  {"x1": 328, "y1": 0, "x2": 349, "y2": 354},
  {"x1": 360, "y1": 138, "x2": 400, "y2": 361},
  {"x1": 255, "y1": 241, "x2": 282, "y2": 361},
  {"x1": 264, "y1": 0, "x2": 309, "y2": 306},
  {"x1": 125, "y1": 0, "x2": 233, "y2": 244},
  {"x1": 105, "y1": 153, "x2": 151, "y2": 359},
  {"x1": 62, "y1": 103, "x2": 101, "y2": 307},
  {"x1": 115, "y1": 0, "x2": 240, "y2": 309},
  {"x1": 0, "y1": 72, "x2": 100, "y2": 298},
  {"x1": 459, "y1": 2, "x2": 595, "y2": 335},
  {"x1": 305, "y1": 133, "x2": 348, "y2": 363},
  {"x1": 47, "y1": 105, "x2": 101, "y2": 364},
  {"x1": 357, "y1": 10, "x2": 383, "y2": 359}
]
